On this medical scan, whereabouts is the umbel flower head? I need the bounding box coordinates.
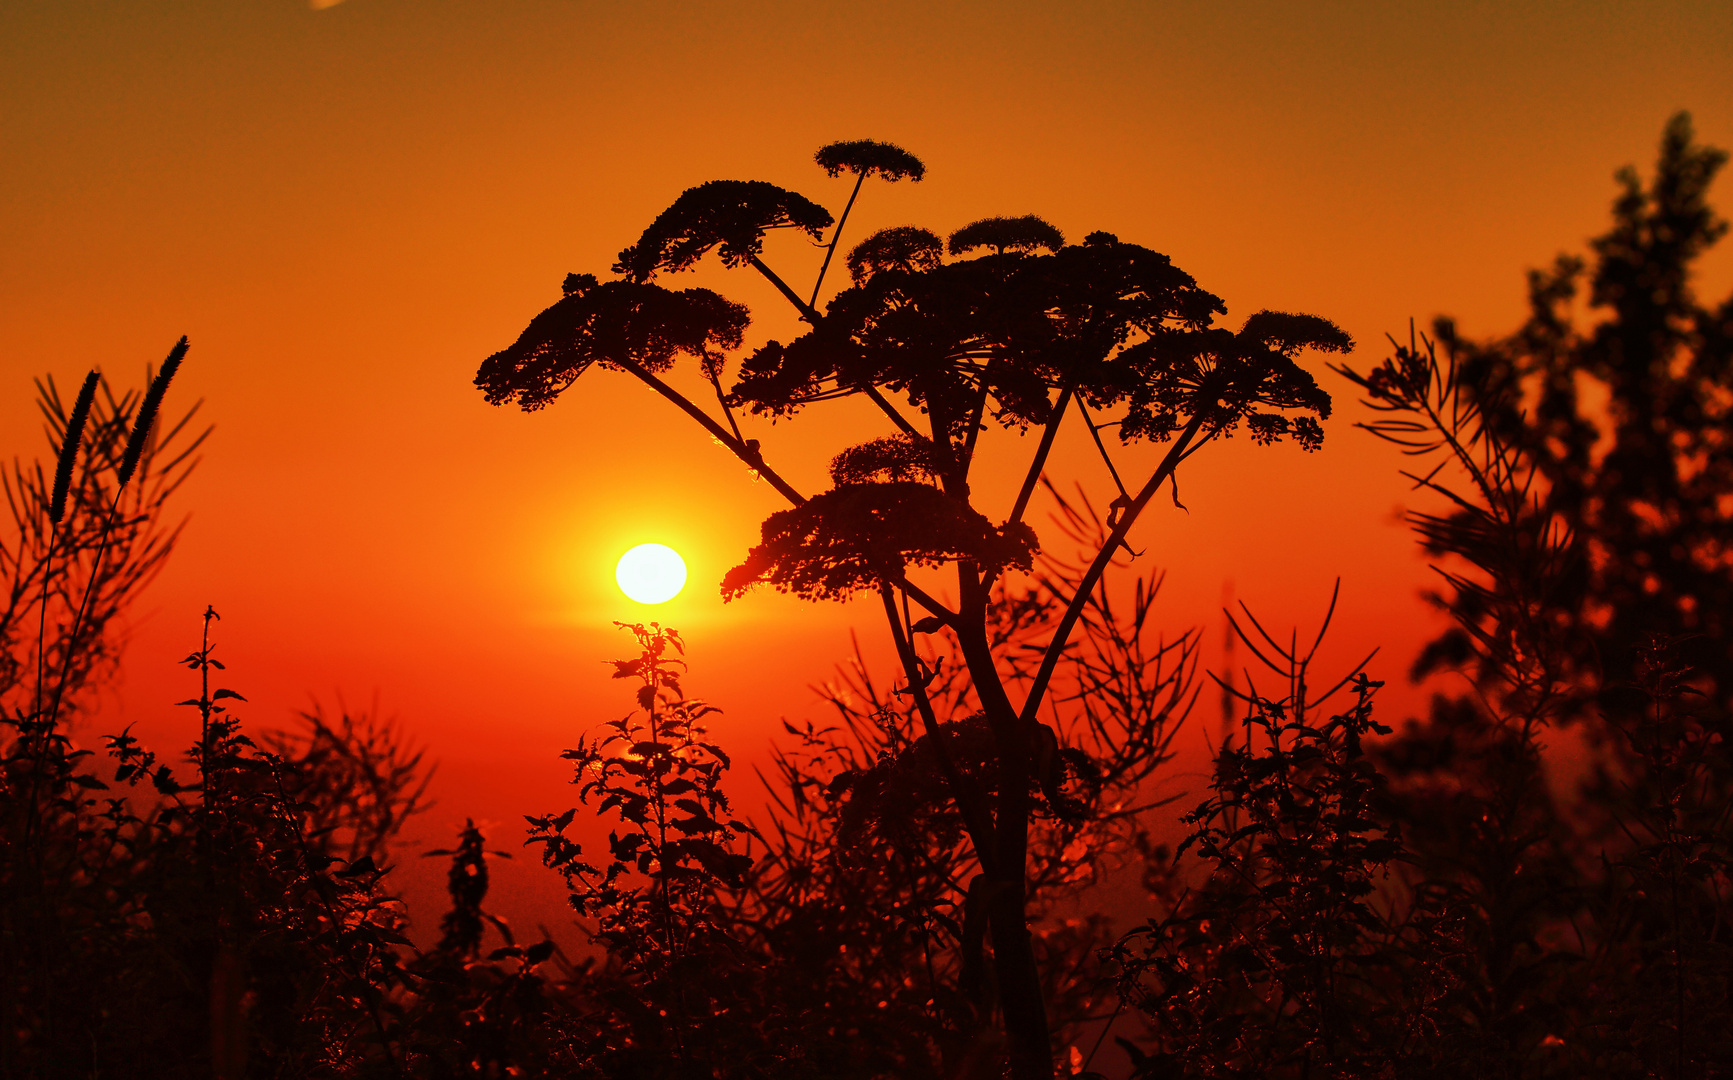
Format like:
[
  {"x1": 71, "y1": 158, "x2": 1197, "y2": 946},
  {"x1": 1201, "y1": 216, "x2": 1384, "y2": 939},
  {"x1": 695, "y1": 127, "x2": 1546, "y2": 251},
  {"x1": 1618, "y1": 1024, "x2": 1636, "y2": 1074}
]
[
  {"x1": 721, "y1": 482, "x2": 1038, "y2": 602},
  {"x1": 947, "y1": 215, "x2": 1065, "y2": 256},
  {"x1": 1110, "y1": 310, "x2": 1347, "y2": 448},
  {"x1": 828, "y1": 434, "x2": 944, "y2": 486},
  {"x1": 814, "y1": 139, "x2": 927, "y2": 183},
  {"x1": 729, "y1": 231, "x2": 1346, "y2": 455},
  {"x1": 846, "y1": 226, "x2": 945, "y2": 285},
  {"x1": 613, "y1": 180, "x2": 833, "y2": 282},
  {"x1": 731, "y1": 232, "x2": 1224, "y2": 429},
  {"x1": 475, "y1": 274, "x2": 749, "y2": 411}
]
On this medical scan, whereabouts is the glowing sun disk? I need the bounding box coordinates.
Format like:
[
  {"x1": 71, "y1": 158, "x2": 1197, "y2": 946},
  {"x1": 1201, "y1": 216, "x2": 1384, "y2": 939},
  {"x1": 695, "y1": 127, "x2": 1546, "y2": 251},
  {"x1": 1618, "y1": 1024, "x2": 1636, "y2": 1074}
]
[{"x1": 616, "y1": 543, "x2": 687, "y2": 605}]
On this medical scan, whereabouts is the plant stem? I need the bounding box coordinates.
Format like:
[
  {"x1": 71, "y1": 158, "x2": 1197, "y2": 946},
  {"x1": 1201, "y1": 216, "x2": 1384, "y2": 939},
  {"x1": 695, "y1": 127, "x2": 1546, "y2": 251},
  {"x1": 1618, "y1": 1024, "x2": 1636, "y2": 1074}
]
[
  {"x1": 878, "y1": 584, "x2": 996, "y2": 869},
  {"x1": 32, "y1": 520, "x2": 58, "y2": 731},
  {"x1": 614, "y1": 358, "x2": 808, "y2": 506},
  {"x1": 809, "y1": 171, "x2": 867, "y2": 310},
  {"x1": 1018, "y1": 403, "x2": 1214, "y2": 726},
  {"x1": 41, "y1": 482, "x2": 127, "y2": 733},
  {"x1": 751, "y1": 256, "x2": 821, "y2": 324},
  {"x1": 1007, "y1": 381, "x2": 1078, "y2": 529}
]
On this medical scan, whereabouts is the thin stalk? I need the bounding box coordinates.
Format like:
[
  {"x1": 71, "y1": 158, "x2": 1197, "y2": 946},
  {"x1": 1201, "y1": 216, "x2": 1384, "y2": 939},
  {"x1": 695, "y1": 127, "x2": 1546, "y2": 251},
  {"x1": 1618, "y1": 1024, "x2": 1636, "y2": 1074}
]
[
  {"x1": 1077, "y1": 398, "x2": 1130, "y2": 500},
  {"x1": 809, "y1": 171, "x2": 867, "y2": 310},
  {"x1": 21, "y1": 518, "x2": 60, "y2": 856},
  {"x1": 960, "y1": 358, "x2": 996, "y2": 473},
  {"x1": 751, "y1": 255, "x2": 821, "y2": 324},
  {"x1": 615, "y1": 358, "x2": 807, "y2": 506},
  {"x1": 643, "y1": 656, "x2": 691, "y2": 1066},
  {"x1": 31, "y1": 519, "x2": 58, "y2": 726},
  {"x1": 198, "y1": 605, "x2": 214, "y2": 799},
  {"x1": 1007, "y1": 381, "x2": 1078, "y2": 528},
  {"x1": 878, "y1": 584, "x2": 997, "y2": 870},
  {"x1": 705, "y1": 365, "x2": 746, "y2": 444},
  {"x1": 863, "y1": 384, "x2": 923, "y2": 439},
  {"x1": 40, "y1": 482, "x2": 127, "y2": 733},
  {"x1": 23, "y1": 370, "x2": 99, "y2": 848},
  {"x1": 618, "y1": 357, "x2": 961, "y2": 625}
]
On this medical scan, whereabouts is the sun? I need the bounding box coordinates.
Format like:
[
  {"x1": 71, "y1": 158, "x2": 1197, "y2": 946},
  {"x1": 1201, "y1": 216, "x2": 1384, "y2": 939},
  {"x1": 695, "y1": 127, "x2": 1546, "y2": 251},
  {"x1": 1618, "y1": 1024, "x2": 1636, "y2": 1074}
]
[{"x1": 615, "y1": 543, "x2": 688, "y2": 605}]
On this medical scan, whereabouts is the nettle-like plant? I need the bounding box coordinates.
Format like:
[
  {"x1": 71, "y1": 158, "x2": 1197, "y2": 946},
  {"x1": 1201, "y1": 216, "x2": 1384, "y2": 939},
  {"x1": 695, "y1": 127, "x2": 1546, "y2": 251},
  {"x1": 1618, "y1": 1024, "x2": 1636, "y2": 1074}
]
[
  {"x1": 525, "y1": 623, "x2": 763, "y2": 1076},
  {"x1": 479, "y1": 139, "x2": 1351, "y2": 1079}
]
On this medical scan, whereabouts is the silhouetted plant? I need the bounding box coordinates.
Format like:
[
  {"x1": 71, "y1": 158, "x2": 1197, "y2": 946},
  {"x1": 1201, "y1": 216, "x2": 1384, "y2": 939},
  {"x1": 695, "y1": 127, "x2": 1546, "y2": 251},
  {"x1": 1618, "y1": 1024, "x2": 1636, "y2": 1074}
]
[
  {"x1": 525, "y1": 622, "x2": 768, "y2": 1077},
  {"x1": 399, "y1": 820, "x2": 581, "y2": 1079},
  {"x1": 3, "y1": 602, "x2": 424, "y2": 1078},
  {"x1": 1113, "y1": 674, "x2": 1417, "y2": 1079},
  {"x1": 1380, "y1": 111, "x2": 1733, "y2": 724},
  {"x1": 2, "y1": 345, "x2": 206, "y2": 730},
  {"x1": 479, "y1": 137, "x2": 1348, "y2": 1079},
  {"x1": 1576, "y1": 636, "x2": 1733, "y2": 1076},
  {"x1": 0, "y1": 359, "x2": 430, "y2": 1079},
  {"x1": 1313, "y1": 113, "x2": 1733, "y2": 1077},
  {"x1": 15, "y1": 110, "x2": 1733, "y2": 1080}
]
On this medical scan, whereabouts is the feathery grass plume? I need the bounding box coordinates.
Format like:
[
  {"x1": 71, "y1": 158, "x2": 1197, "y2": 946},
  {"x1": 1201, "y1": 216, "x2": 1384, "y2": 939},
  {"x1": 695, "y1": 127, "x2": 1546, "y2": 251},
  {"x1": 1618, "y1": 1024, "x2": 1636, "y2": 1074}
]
[
  {"x1": 49, "y1": 371, "x2": 100, "y2": 524},
  {"x1": 117, "y1": 336, "x2": 187, "y2": 485}
]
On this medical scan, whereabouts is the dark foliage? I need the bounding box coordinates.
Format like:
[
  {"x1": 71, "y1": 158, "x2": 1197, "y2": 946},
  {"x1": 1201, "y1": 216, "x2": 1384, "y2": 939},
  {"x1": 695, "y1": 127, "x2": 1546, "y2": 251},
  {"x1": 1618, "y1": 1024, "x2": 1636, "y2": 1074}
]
[
  {"x1": 948, "y1": 215, "x2": 1067, "y2": 256},
  {"x1": 1113, "y1": 672, "x2": 1425, "y2": 1079},
  {"x1": 848, "y1": 225, "x2": 947, "y2": 284},
  {"x1": 23, "y1": 119, "x2": 1733, "y2": 1080},
  {"x1": 1387, "y1": 112, "x2": 1732, "y2": 721},
  {"x1": 829, "y1": 432, "x2": 946, "y2": 485},
  {"x1": 1110, "y1": 114, "x2": 1733, "y2": 1079}
]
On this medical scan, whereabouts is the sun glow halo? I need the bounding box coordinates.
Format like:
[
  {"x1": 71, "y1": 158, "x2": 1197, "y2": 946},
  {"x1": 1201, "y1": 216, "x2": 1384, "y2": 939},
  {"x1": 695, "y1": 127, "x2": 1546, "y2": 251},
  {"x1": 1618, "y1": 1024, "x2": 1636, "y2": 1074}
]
[{"x1": 615, "y1": 543, "x2": 688, "y2": 605}]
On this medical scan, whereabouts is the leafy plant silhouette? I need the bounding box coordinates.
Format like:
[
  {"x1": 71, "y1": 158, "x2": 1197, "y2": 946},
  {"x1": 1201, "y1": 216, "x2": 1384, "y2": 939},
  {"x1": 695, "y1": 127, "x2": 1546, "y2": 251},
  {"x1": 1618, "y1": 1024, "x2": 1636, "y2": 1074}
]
[{"x1": 525, "y1": 622, "x2": 765, "y2": 1077}]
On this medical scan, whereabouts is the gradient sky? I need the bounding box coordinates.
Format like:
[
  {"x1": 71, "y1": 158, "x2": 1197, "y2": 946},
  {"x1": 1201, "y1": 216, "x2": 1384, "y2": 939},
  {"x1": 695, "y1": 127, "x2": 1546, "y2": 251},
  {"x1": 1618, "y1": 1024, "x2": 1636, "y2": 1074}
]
[{"x1": 4, "y1": 0, "x2": 1730, "y2": 935}]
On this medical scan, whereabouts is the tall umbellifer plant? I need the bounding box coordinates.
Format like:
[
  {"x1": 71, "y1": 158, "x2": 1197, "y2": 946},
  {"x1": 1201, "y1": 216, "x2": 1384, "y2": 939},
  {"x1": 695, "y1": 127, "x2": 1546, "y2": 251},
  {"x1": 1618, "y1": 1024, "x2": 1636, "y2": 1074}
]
[{"x1": 477, "y1": 140, "x2": 1351, "y2": 1078}]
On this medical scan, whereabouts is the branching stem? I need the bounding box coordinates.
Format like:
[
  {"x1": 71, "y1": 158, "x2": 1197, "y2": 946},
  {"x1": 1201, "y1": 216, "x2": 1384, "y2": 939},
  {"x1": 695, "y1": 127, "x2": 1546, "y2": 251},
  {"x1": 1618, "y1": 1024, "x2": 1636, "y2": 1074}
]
[
  {"x1": 750, "y1": 256, "x2": 821, "y2": 324},
  {"x1": 1018, "y1": 404, "x2": 1215, "y2": 725},
  {"x1": 878, "y1": 584, "x2": 998, "y2": 871},
  {"x1": 616, "y1": 358, "x2": 808, "y2": 506}
]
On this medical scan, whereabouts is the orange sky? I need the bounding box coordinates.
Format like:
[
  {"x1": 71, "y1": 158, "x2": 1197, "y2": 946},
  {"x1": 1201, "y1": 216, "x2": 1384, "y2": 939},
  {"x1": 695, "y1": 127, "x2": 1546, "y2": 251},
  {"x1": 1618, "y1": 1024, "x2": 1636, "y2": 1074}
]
[{"x1": 4, "y1": 0, "x2": 1731, "y2": 936}]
